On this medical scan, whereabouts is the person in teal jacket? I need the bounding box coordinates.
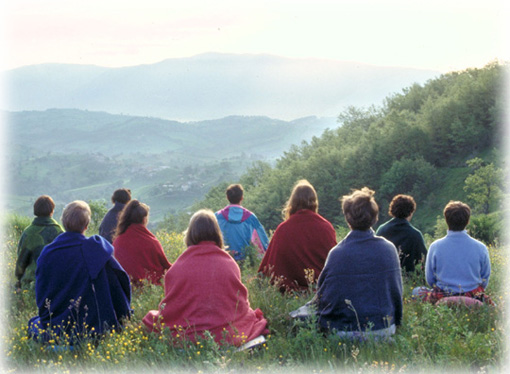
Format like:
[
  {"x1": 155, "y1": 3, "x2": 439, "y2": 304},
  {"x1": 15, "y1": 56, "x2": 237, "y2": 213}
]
[
  {"x1": 376, "y1": 194, "x2": 427, "y2": 272},
  {"x1": 215, "y1": 184, "x2": 269, "y2": 262},
  {"x1": 15, "y1": 195, "x2": 64, "y2": 290}
]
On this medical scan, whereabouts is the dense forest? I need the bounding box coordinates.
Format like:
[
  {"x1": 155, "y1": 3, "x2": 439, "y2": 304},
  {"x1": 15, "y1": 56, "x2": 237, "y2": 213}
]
[{"x1": 181, "y1": 61, "x2": 507, "y2": 237}]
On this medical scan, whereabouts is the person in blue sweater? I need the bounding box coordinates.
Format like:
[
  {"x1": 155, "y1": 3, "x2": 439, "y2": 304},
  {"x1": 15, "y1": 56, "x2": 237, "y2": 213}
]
[
  {"x1": 376, "y1": 194, "x2": 427, "y2": 273},
  {"x1": 28, "y1": 200, "x2": 132, "y2": 345},
  {"x1": 215, "y1": 184, "x2": 269, "y2": 262},
  {"x1": 413, "y1": 201, "x2": 492, "y2": 304},
  {"x1": 312, "y1": 187, "x2": 403, "y2": 339}
]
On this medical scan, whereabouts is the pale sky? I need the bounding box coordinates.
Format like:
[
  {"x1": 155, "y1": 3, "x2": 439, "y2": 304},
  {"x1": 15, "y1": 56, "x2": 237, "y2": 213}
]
[{"x1": 1, "y1": 0, "x2": 508, "y2": 73}]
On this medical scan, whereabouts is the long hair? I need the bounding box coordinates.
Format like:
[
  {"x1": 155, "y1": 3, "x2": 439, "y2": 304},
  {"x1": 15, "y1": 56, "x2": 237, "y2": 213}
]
[
  {"x1": 184, "y1": 209, "x2": 224, "y2": 248},
  {"x1": 282, "y1": 179, "x2": 319, "y2": 220},
  {"x1": 114, "y1": 199, "x2": 149, "y2": 240}
]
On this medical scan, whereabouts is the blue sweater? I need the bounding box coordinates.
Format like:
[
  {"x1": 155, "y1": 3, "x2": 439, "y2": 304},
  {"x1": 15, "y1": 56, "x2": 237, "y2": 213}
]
[
  {"x1": 28, "y1": 232, "x2": 131, "y2": 343},
  {"x1": 425, "y1": 230, "x2": 490, "y2": 293},
  {"x1": 316, "y1": 229, "x2": 403, "y2": 332}
]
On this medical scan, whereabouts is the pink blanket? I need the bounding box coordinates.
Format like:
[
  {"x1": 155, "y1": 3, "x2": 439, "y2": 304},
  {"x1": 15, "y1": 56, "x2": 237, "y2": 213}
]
[{"x1": 142, "y1": 241, "x2": 268, "y2": 345}]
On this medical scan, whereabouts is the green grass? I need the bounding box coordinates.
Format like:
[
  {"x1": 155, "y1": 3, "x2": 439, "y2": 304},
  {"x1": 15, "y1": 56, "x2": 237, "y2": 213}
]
[{"x1": 2, "y1": 215, "x2": 506, "y2": 373}]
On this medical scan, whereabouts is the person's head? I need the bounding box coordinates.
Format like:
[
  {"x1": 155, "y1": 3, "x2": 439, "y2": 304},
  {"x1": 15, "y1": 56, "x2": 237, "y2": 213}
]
[
  {"x1": 62, "y1": 200, "x2": 91, "y2": 233},
  {"x1": 114, "y1": 199, "x2": 150, "y2": 239},
  {"x1": 341, "y1": 187, "x2": 379, "y2": 230},
  {"x1": 226, "y1": 184, "x2": 244, "y2": 205},
  {"x1": 443, "y1": 201, "x2": 471, "y2": 231},
  {"x1": 111, "y1": 188, "x2": 131, "y2": 205},
  {"x1": 184, "y1": 209, "x2": 224, "y2": 248},
  {"x1": 33, "y1": 195, "x2": 55, "y2": 217},
  {"x1": 283, "y1": 179, "x2": 319, "y2": 220},
  {"x1": 388, "y1": 194, "x2": 416, "y2": 219}
]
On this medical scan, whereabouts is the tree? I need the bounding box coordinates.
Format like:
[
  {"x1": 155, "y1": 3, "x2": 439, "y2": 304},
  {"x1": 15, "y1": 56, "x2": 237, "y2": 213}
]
[
  {"x1": 463, "y1": 157, "x2": 504, "y2": 214},
  {"x1": 379, "y1": 157, "x2": 437, "y2": 202},
  {"x1": 87, "y1": 199, "x2": 108, "y2": 235}
]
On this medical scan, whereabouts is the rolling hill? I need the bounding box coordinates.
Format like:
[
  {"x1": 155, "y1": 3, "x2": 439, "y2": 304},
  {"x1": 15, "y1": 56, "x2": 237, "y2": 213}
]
[{"x1": 5, "y1": 109, "x2": 338, "y2": 221}]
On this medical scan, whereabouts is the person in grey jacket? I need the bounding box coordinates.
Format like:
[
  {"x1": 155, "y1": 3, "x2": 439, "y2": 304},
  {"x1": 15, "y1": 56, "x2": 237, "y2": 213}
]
[
  {"x1": 315, "y1": 187, "x2": 403, "y2": 338},
  {"x1": 99, "y1": 188, "x2": 131, "y2": 243}
]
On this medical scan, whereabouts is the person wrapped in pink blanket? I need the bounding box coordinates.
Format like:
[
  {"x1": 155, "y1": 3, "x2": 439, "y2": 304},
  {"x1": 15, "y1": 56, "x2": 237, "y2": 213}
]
[{"x1": 142, "y1": 209, "x2": 269, "y2": 346}]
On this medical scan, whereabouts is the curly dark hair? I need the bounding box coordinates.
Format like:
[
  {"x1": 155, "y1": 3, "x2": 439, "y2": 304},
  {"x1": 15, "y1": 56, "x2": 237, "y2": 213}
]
[{"x1": 388, "y1": 194, "x2": 416, "y2": 219}]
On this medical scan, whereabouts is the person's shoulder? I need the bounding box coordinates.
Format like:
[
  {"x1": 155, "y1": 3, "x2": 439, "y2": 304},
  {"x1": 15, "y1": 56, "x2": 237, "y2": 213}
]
[
  {"x1": 376, "y1": 219, "x2": 391, "y2": 233},
  {"x1": 86, "y1": 235, "x2": 114, "y2": 255},
  {"x1": 407, "y1": 222, "x2": 424, "y2": 235},
  {"x1": 374, "y1": 234, "x2": 398, "y2": 251},
  {"x1": 465, "y1": 234, "x2": 488, "y2": 250}
]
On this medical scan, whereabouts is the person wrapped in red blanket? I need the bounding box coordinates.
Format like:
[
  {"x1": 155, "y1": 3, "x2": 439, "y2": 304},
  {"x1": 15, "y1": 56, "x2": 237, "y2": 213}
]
[
  {"x1": 258, "y1": 180, "x2": 337, "y2": 292},
  {"x1": 142, "y1": 209, "x2": 268, "y2": 346},
  {"x1": 113, "y1": 200, "x2": 171, "y2": 285}
]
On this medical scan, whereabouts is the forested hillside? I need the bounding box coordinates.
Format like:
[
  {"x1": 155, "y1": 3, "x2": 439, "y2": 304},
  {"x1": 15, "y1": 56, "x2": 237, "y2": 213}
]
[
  {"x1": 6, "y1": 112, "x2": 335, "y2": 222},
  {"x1": 194, "y1": 62, "x2": 507, "y2": 236}
]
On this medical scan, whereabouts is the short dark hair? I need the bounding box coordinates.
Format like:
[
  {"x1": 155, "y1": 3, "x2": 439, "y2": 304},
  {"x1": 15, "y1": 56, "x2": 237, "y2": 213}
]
[
  {"x1": 184, "y1": 209, "x2": 224, "y2": 248},
  {"x1": 226, "y1": 184, "x2": 244, "y2": 204},
  {"x1": 341, "y1": 187, "x2": 379, "y2": 230},
  {"x1": 33, "y1": 195, "x2": 55, "y2": 217},
  {"x1": 444, "y1": 201, "x2": 470, "y2": 231},
  {"x1": 389, "y1": 194, "x2": 416, "y2": 219},
  {"x1": 112, "y1": 188, "x2": 131, "y2": 204}
]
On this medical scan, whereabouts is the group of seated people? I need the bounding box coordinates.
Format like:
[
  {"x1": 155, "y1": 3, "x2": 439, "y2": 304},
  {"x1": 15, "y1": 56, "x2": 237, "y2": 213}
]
[{"x1": 15, "y1": 180, "x2": 492, "y2": 347}]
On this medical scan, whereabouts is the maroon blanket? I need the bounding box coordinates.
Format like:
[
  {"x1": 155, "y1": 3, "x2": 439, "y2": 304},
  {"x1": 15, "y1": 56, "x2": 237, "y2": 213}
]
[
  {"x1": 258, "y1": 210, "x2": 337, "y2": 291},
  {"x1": 113, "y1": 224, "x2": 171, "y2": 285},
  {"x1": 142, "y1": 241, "x2": 268, "y2": 345}
]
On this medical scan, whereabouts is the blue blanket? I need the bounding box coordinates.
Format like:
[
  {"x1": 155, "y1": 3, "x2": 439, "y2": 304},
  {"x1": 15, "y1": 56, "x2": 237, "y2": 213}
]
[{"x1": 28, "y1": 232, "x2": 131, "y2": 343}]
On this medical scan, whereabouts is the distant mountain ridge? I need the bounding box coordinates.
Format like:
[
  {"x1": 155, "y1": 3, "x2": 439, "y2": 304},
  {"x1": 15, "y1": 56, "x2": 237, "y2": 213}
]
[
  {"x1": 3, "y1": 53, "x2": 440, "y2": 121},
  {"x1": 6, "y1": 109, "x2": 337, "y2": 159}
]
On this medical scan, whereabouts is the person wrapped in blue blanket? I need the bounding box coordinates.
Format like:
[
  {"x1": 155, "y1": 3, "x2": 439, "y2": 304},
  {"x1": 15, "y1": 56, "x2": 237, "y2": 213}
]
[{"x1": 28, "y1": 200, "x2": 131, "y2": 345}]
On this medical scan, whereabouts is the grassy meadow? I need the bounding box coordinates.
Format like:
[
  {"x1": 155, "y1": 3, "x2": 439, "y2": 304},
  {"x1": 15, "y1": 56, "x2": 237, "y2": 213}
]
[{"x1": 1, "y1": 213, "x2": 507, "y2": 373}]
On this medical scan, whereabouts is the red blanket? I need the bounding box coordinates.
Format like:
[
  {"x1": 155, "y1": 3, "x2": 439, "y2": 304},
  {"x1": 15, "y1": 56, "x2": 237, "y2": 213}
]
[
  {"x1": 113, "y1": 224, "x2": 171, "y2": 285},
  {"x1": 142, "y1": 241, "x2": 268, "y2": 346},
  {"x1": 258, "y1": 210, "x2": 337, "y2": 291}
]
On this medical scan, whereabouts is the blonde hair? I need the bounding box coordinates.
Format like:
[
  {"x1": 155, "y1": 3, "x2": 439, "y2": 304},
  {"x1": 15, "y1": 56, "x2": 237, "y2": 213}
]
[
  {"x1": 62, "y1": 200, "x2": 91, "y2": 233},
  {"x1": 341, "y1": 187, "x2": 379, "y2": 230},
  {"x1": 184, "y1": 209, "x2": 224, "y2": 248},
  {"x1": 282, "y1": 179, "x2": 318, "y2": 220}
]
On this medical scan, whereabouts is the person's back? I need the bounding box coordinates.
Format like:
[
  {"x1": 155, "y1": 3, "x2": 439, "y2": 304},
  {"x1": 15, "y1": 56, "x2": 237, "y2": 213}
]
[
  {"x1": 376, "y1": 195, "x2": 427, "y2": 273},
  {"x1": 99, "y1": 188, "x2": 131, "y2": 243},
  {"x1": 15, "y1": 195, "x2": 64, "y2": 289},
  {"x1": 258, "y1": 180, "x2": 337, "y2": 291},
  {"x1": 427, "y1": 231, "x2": 490, "y2": 293},
  {"x1": 143, "y1": 210, "x2": 268, "y2": 345},
  {"x1": 414, "y1": 201, "x2": 491, "y2": 304},
  {"x1": 28, "y1": 201, "x2": 131, "y2": 344},
  {"x1": 318, "y1": 230, "x2": 402, "y2": 332},
  {"x1": 112, "y1": 200, "x2": 171, "y2": 285},
  {"x1": 316, "y1": 187, "x2": 403, "y2": 336},
  {"x1": 215, "y1": 184, "x2": 269, "y2": 261}
]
